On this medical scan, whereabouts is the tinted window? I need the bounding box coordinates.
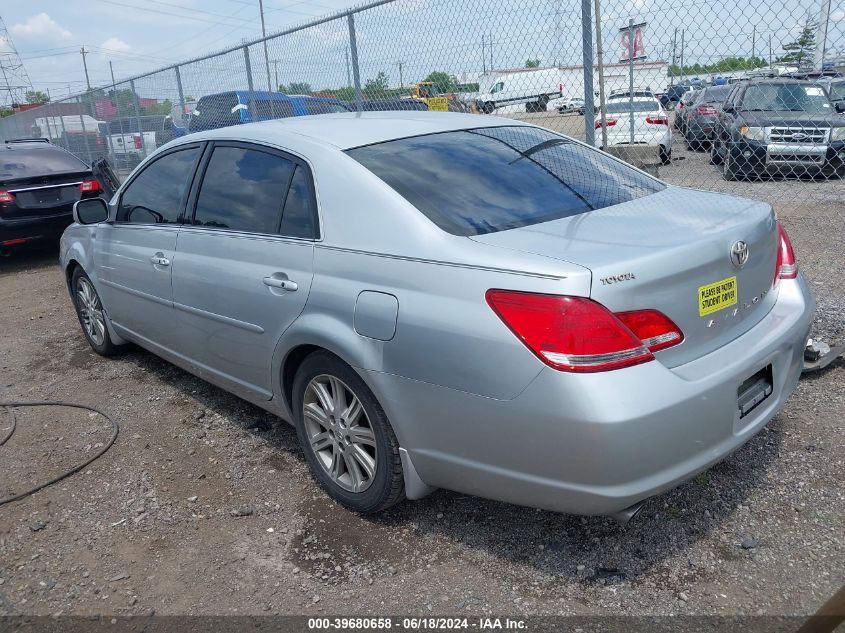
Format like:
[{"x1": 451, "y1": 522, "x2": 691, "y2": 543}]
[
  {"x1": 348, "y1": 126, "x2": 664, "y2": 236},
  {"x1": 253, "y1": 100, "x2": 295, "y2": 119},
  {"x1": 303, "y1": 100, "x2": 349, "y2": 115},
  {"x1": 829, "y1": 82, "x2": 845, "y2": 101},
  {"x1": 280, "y1": 166, "x2": 317, "y2": 238},
  {"x1": 698, "y1": 86, "x2": 731, "y2": 103},
  {"x1": 0, "y1": 146, "x2": 88, "y2": 179},
  {"x1": 193, "y1": 146, "x2": 294, "y2": 233},
  {"x1": 118, "y1": 147, "x2": 200, "y2": 224},
  {"x1": 192, "y1": 93, "x2": 240, "y2": 131},
  {"x1": 360, "y1": 99, "x2": 427, "y2": 111}
]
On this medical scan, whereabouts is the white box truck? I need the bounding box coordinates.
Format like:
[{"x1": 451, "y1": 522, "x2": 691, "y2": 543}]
[{"x1": 474, "y1": 68, "x2": 563, "y2": 114}]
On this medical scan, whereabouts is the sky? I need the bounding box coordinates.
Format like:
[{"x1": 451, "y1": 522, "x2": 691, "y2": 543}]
[{"x1": 1, "y1": 0, "x2": 843, "y2": 105}]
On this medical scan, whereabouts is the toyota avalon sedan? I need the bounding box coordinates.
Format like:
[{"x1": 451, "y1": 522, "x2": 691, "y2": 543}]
[{"x1": 60, "y1": 112, "x2": 814, "y2": 520}]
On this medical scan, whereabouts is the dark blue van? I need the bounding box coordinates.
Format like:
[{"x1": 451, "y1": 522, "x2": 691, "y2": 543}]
[{"x1": 188, "y1": 91, "x2": 350, "y2": 132}]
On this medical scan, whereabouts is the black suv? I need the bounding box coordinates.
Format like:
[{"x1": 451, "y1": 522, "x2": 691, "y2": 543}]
[
  {"x1": 0, "y1": 139, "x2": 115, "y2": 255},
  {"x1": 710, "y1": 78, "x2": 845, "y2": 180}
]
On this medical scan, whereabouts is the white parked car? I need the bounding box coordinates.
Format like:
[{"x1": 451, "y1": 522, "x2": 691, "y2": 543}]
[
  {"x1": 594, "y1": 97, "x2": 673, "y2": 164},
  {"x1": 550, "y1": 97, "x2": 585, "y2": 114}
]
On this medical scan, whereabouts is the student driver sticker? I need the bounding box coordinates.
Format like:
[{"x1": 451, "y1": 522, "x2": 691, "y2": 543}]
[{"x1": 698, "y1": 276, "x2": 737, "y2": 317}]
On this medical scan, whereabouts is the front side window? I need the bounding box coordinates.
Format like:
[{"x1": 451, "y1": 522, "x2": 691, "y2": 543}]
[
  {"x1": 192, "y1": 146, "x2": 295, "y2": 234},
  {"x1": 490, "y1": 82, "x2": 504, "y2": 94},
  {"x1": 829, "y1": 82, "x2": 845, "y2": 102},
  {"x1": 117, "y1": 146, "x2": 201, "y2": 224},
  {"x1": 348, "y1": 126, "x2": 664, "y2": 236}
]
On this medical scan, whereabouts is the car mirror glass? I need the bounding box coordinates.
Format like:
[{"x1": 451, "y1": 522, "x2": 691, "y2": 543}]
[{"x1": 73, "y1": 198, "x2": 109, "y2": 225}]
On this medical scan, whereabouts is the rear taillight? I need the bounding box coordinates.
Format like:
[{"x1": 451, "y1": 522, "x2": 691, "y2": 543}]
[
  {"x1": 80, "y1": 180, "x2": 101, "y2": 194},
  {"x1": 485, "y1": 290, "x2": 670, "y2": 373},
  {"x1": 774, "y1": 222, "x2": 798, "y2": 284},
  {"x1": 0, "y1": 190, "x2": 14, "y2": 204},
  {"x1": 133, "y1": 134, "x2": 143, "y2": 149},
  {"x1": 595, "y1": 118, "x2": 618, "y2": 129},
  {"x1": 96, "y1": 135, "x2": 105, "y2": 147},
  {"x1": 696, "y1": 105, "x2": 717, "y2": 116},
  {"x1": 645, "y1": 116, "x2": 668, "y2": 125},
  {"x1": 615, "y1": 310, "x2": 684, "y2": 352}
]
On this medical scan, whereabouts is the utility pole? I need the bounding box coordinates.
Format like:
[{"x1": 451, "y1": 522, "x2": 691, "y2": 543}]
[
  {"x1": 751, "y1": 25, "x2": 756, "y2": 61},
  {"x1": 257, "y1": 0, "x2": 272, "y2": 91},
  {"x1": 482, "y1": 35, "x2": 486, "y2": 74},
  {"x1": 345, "y1": 48, "x2": 351, "y2": 87},
  {"x1": 678, "y1": 30, "x2": 685, "y2": 81},
  {"x1": 398, "y1": 61, "x2": 403, "y2": 88},
  {"x1": 489, "y1": 33, "x2": 493, "y2": 71},
  {"x1": 768, "y1": 35, "x2": 773, "y2": 71},
  {"x1": 80, "y1": 46, "x2": 91, "y2": 91},
  {"x1": 273, "y1": 60, "x2": 279, "y2": 91},
  {"x1": 814, "y1": 0, "x2": 831, "y2": 69},
  {"x1": 671, "y1": 27, "x2": 677, "y2": 85}
]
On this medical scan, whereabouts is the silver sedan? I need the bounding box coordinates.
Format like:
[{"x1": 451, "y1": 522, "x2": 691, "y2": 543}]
[{"x1": 61, "y1": 112, "x2": 814, "y2": 520}]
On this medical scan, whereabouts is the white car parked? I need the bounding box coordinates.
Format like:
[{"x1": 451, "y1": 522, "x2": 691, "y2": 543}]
[{"x1": 594, "y1": 97, "x2": 673, "y2": 164}]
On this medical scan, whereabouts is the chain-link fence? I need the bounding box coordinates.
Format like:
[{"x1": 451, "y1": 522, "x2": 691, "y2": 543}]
[{"x1": 2, "y1": 0, "x2": 843, "y2": 210}]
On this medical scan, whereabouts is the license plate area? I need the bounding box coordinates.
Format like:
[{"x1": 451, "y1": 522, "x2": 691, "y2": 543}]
[{"x1": 737, "y1": 364, "x2": 773, "y2": 419}]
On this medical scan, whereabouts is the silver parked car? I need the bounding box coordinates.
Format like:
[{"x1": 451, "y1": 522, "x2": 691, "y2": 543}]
[{"x1": 61, "y1": 112, "x2": 814, "y2": 520}]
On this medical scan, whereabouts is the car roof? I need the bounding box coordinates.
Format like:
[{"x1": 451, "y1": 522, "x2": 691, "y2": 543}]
[
  {"x1": 179, "y1": 111, "x2": 530, "y2": 150},
  {"x1": 209, "y1": 90, "x2": 346, "y2": 104}
]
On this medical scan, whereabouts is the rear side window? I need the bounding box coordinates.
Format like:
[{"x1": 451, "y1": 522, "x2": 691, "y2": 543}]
[
  {"x1": 0, "y1": 147, "x2": 88, "y2": 180},
  {"x1": 348, "y1": 126, "x2": 664, "y2": 236},
  {"x1": 192, "y1": 146, "x2": 295, "y2": 234},
  {"x1": 117, "y1": 147, "x2": 201, "y2": 224},
  {"x1": 280, "y1": 166, "x2": 317, "y2": 238},
  {"x1": 253, "y1": 100, "x2": 295, "y2": 119}
]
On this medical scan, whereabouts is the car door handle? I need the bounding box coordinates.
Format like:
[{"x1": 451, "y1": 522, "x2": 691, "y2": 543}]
[
  {"x1": 263, "y1": 275, "x2": 298, "y2": 291},
  {"x1": 150, "y1": 254, "x2": 170, "y2": 267}
]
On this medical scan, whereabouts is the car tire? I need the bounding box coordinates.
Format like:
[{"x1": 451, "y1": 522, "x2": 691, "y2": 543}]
[
  {"x1": 71, "y1": 267, "x2": 122, "y2": 357},
  {"x1": 482, "y1": 102, "x2": 495, "y2": 114},
  {"x1": 710, "y1": 137, "x2": 724, "y2": 165},
  {"x1": 292, "y1": 351, "x2": 405, "y2": 513}
]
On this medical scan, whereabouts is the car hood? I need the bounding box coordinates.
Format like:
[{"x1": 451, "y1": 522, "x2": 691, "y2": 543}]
[{"x1": 738, "y1": 110, "x2": 845, "y2": 128}]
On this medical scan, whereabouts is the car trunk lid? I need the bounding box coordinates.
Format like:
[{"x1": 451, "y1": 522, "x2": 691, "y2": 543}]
[
  {"x1": 1, "y1": 171, "x2": 89, "y2": 219},
  {"x1": 469, "y1": 187, "x2": 779, "y2": 368}
]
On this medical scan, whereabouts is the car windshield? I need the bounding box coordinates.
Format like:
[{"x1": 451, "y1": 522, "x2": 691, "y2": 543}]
[
  {"x1": 347, "y1": 125, "x2": 664, "y2": 236},
  {"x1": 0, "y1": 146, "x2": 88, "y2": 180},
  {"x1": 740, "y1": 83, "x2": 832, "y2": 113},
  {"x1": 605, "y1": 100, "x2": 659, "y2": 113}
]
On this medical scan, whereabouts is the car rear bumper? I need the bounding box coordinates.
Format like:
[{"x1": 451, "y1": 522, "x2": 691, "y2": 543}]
[
  {"x1": 369, "y1": 275, "x2": 814, "y2": 515},
  {"x1": 0, "y1": 210, "x2": 74, "y2": 246}
]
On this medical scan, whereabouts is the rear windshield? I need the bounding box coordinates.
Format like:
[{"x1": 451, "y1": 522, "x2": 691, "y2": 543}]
[
  {"x1": 0, "y1": 146, "x2": 88, "y2": 180},
  {"x1": 605, "y1": 100, "x2": 659, "y2": 113},
  {"x1": 347, "y1": 126, "x2": 664, "y2": 236},
  {"x1": 699, "y1": 86, "x2": 731, "y2": 103},
  {"x1": 303, "y1": 100, "x2": 349, "y2": 115}
]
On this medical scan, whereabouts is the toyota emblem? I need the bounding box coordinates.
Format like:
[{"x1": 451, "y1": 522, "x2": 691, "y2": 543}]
[{"x1": 730, "y1": 240, "x2": 749, "y2": 268}]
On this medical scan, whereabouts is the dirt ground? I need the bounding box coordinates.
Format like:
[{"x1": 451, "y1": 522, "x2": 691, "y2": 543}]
[{"x1": 0, "y1": 133, "x2": 843, "y2": 621}]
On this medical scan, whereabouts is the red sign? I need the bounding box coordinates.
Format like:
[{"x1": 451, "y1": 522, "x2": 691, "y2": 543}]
[{"x1": 620, "y1": 24, "x2": 647, "y2": 61}]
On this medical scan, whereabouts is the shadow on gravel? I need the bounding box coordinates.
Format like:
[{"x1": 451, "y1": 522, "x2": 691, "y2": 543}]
[
  {"x1": 0, "y1": 242, "x2": 61, "y2": 276},
  {"x1": 111, "y1": 344, "x2": 785, "y2": 587}
]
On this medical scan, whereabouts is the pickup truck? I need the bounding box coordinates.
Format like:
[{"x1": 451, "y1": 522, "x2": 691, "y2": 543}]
[{"x1": 105, "y1": 116, "x2": 165, "y2": 167}]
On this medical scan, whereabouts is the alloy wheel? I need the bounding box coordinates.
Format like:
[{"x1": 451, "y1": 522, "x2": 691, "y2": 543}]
[
  {"x1": 302, "y1": 374, "x2": 378, "y2": 493},
  {"x1": 76, "y1": 278, "x2": 106, "y2": 346}
]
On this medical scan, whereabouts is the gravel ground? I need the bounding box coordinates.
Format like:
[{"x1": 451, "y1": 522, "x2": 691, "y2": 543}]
[{"x1": 0, "y1": 126, "x2": 842, "y2": 620}]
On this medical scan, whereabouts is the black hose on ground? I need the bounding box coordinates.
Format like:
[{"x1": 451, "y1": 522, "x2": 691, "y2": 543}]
[{"x1": 0, "y1": 401, "x2": 119, "y2": 506}]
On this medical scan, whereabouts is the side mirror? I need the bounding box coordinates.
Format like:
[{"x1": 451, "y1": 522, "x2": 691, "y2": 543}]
[
  {"x1": 73, "y1": 198, "x2": 109, "y2": 225},
  {"x1": 835, "y1": 102, "x2": 845, "y2": 113}
]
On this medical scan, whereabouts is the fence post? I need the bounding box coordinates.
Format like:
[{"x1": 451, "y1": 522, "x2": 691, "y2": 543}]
[
  {"x1": 76, "y1": 95, "x2": 94, "y2": 166},
  {"x1": 627, "y1": 19, "x2": 635, "y2": 144},
  {"x1": 244, "y1": 46, "x2": 256, "y2": 119},
  {"x1": 175, "y1": 65, "x2": 187, "y2": 128},
  {"x1": 347, "y1": 13, "x2": 363, "y2": 112},
  {"x1": 130, "y1": 79, "x2": 146, "y2": 159},
  {"x1": 581, "y1": 0, "x2": 595, "y2": 145}
]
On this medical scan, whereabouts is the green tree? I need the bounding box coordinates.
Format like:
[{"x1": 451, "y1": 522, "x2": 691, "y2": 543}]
[
  {"x1": 108, "y1": 88, "x2": 141, "y2": 115},
  {"x1": 778, "y1": 18, "x2": 817, "y2": 68},
  {"x1": 422, "y1": 71, "x2": 458, "y2": 94},
  {"x1": 142, "y1": 99, "x2": 173, "y2": 116},
  {"x1": 26, "y1": 90, "x2": 50, "y2": 104},
  {"x1": 279, "y1": 82, "x2": 312, "y2": 94},
  {"x1": 525, "y1": 58, "x2": 541, "y2": 68},
  {"x1": 363, "y1": 72, "x2": 389, "y2": 96}
]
